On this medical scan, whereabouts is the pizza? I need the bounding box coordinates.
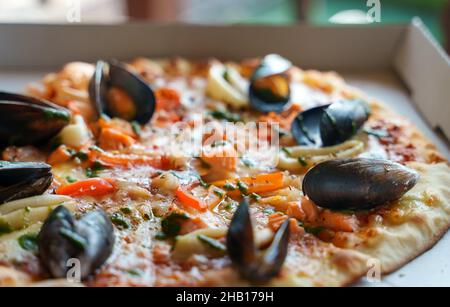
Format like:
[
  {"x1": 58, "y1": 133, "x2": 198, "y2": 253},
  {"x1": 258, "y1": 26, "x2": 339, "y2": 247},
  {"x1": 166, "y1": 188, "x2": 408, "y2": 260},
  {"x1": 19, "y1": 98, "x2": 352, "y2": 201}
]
[{"x1": 0, "y1": 55, "x2": 448, "y2": 287}]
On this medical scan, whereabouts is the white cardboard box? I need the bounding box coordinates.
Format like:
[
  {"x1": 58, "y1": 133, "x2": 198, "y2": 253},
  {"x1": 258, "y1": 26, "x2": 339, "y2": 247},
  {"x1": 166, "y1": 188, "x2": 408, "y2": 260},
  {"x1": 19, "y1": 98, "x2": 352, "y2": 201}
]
[{"x1": 0, "y1": 18, "x2": 449, "y2": 286}]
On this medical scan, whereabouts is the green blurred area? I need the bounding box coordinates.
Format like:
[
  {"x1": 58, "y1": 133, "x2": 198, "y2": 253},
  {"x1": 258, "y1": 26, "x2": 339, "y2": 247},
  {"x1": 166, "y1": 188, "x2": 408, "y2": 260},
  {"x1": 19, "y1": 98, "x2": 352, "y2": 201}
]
[{"x1": 239, "y1": 0, "x2": 447, "y2": 44}]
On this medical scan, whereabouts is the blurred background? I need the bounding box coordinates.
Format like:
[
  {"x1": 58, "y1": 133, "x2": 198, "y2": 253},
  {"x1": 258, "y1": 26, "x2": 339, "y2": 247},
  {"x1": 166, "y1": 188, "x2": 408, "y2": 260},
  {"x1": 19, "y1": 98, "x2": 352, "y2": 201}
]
[{"x1": 0, "y1": 0, "x2": 448, "y2": 53}]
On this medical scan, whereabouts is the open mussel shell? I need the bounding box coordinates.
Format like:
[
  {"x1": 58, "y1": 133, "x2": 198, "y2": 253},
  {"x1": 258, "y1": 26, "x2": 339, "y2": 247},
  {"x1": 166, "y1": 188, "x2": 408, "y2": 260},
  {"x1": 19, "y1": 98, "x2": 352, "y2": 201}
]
[
  {"x1": 0, "y1": 92, "x2": 70, "y2": 146},
  {"x1": 249, "y1": 54, "x2": 292, "y2": 113},
  {"x1": 38, "y1": 206, "x2": 115, "y2": 279},
  {"x1": 89, "y1": 60, "x2": 156, "y2": 124},
  {"x1": 290, "y1": 104, "x2": 329, "y2": 146},
  {"x1": 320, "y1": 99, "x2": 370, "y2": 146},
  {"x1": 226, "y1": 197, "x2": 290, "y2": 283},
  {"x1": 291, "y1": 100, "x2": 369, "y2": 147},
  {"x1": 302, "y1": 158, "x2": 419, "y2": 210},
  {"x1": 0, "y1": 161, "x2": 53, "y2": 204}
]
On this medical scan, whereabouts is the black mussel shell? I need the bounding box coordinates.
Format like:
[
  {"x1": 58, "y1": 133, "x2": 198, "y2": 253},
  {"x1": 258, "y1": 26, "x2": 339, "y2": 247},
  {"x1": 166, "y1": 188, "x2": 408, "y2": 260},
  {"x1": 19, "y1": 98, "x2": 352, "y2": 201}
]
[
  {"x1": 0, "y1": 92, "x2": 70, "y2": 146},
  {"x1": 291, "y1": 104, "x2": 329, "y2": 146},
  {"x1": 89, "y1": 60, "x2": 156, "y2": 124},
  {"x1": 38, "y1": 206, "x2": 115, "y2": 279},
  {"x1": 249, "y1": 54, "x2": 292, "y2": 113},
  {"x1": 0, "y1": 161, "x2": 53, "y2": 204},
  {"x1": 226, "y1": 197, "x2": 290, "y2": 283},
  {"x1": 320, "y1": 99, "x2": 369, "y2": 146},
  {"x1": 302, "y1": 158, "x2": 420, "y2": 210},
  {"x1": 291, "y1": 100, "x2": 369, "y2": 147}
]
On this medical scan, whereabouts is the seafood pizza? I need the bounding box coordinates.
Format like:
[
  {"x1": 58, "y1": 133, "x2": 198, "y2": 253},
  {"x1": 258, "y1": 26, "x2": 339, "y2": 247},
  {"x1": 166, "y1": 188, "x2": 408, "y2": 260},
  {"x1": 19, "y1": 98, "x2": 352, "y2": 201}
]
[{"x1": 0, "y1": 55, "x2": 448, "y2": 286}]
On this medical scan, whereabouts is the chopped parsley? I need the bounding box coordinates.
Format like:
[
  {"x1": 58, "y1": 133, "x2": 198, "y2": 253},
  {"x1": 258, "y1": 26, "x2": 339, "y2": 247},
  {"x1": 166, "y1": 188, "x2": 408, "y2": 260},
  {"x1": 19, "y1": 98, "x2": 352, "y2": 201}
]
[
  {"x1": 223, "y1": 182, "x2": 237, "y2": 191},
  {"x1": 298, "y1": 156, "x2": 308, "y2": 167},
  {"x1": 213, "y1": 189, "x2": 224, "y2": 198},
  {"x1": 223, "y1": 69, "x2": 229, "y2": 82},
  {"x1": 127, "y1": 268, "x2": 143, "y2": 277},
  {"x1": 303, "y1": 225, "x2": 324, "y2": 236},
  {"x1": 210, "y1": 110, "x2": 241, "y2": 122},
  {"x1": 211, "y1": 140, "x2": 229, "y2": 148},
  {"x1": 110, "y1": 213, "x2": 130, "y2": 229},
  {"x1": 249, "y1": 193, "x2": 261, "y2": 201},
  {"x1": 198, "y1": 177, "x2": 210, "y2": 188},
  {"x1": 281, "y1": 147, "x2": 292, "y2": 156},
  {"x1": 131, "y1": 121, "x2": 141, "y2": 136},
  {"x1": 18, "y1": 234, "x2": 38, "y2": 252},
  {"x1": 120, "y1": 207, "x2": 132, "y2": 215},
  {"x1": 72, "y1": 150, "x2": 88, "y2": 161},
  {"x1": 43, "y1": 108, "x2": 70, "y2": 122},
  {"x1": 161, "y1": 212, "x2": 190, "y2": 238},
  {"x1": 86, "y1": 161, "x2": 106, "y2": 178},
  {"x1": 66, "y1": 176, "x2": 77, "y2": 183},
  {"x1": 0, "y1": 219, "x2": 12, "y2": 234},
  {"x1": 237, "y1": 181, "x2": 249, "y2": 195}
]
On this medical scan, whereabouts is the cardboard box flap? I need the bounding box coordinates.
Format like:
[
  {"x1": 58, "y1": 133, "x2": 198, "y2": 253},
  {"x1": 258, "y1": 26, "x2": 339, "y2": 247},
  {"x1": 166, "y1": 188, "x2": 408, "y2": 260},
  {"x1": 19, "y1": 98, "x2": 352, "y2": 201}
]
[{"x1": 394, "y1": 18, "x2": 450, "y2": 139}]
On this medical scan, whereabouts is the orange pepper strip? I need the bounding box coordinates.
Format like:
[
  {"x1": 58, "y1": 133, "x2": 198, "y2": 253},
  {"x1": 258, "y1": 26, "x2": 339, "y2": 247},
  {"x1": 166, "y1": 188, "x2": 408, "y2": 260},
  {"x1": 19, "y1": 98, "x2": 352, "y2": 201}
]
[
  {"x1": 212, "y1": 172, "x2": 284, "y2": 197},
  {"x1": 89, "y1": 150, "x2": 168, "y2": 169},
  {"x1": 47, "y1": 145, "x2": 72, "y2": 165},
  {"x1": 56, "y1": 178, "x2": 116, "y2": 198},
  {"x1": 176, "y1": 187, "x2": 207, "y2": 211},
  {"x1": 98, "y1": 128, "x2": 136, "y2": 150},
  {"x1": 98, "y1": 118, "x2": 136, "y2": 138},
  {"x1": 319, "y1": 209, "x2": 357, "y2": 233}
]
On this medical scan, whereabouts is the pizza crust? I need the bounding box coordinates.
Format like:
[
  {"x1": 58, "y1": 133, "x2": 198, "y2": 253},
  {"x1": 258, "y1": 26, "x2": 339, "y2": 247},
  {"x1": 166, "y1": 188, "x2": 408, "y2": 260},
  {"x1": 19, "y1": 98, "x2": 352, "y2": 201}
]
[{"x1": 353, "y1": 162, "x2": 450, "y2": 274}]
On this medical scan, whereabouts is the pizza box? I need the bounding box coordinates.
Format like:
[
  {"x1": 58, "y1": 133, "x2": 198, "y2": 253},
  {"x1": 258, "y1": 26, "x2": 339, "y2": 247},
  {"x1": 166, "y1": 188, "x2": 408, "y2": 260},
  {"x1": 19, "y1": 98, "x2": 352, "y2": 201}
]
[{"x1": 0, "y1": 18, "x2": 448, "y2": 287}]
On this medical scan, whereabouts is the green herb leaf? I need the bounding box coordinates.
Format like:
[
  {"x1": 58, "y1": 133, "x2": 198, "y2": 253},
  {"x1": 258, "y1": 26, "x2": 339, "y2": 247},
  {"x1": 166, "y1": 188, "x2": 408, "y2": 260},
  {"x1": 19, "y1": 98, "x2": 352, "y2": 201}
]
[
  {"x1": 110, "y1": 213, "x2": 130, "y2": 229},
  {"x1": 120, "y1": 207, "x2": 132, "y2": 215},
  {"x1": 298, "y1": 156, "x2": 308, "y2": 167},
  {"x1": 281, "y1": 147, "x2": 292, "y2": 156},
  {"x1": 237, "y1": 181, "x2": 249, "y2": 195},
  {"x1": 210, "y1": 110, "x2": 241, "y2": 122},
  {"x1": 250, "y1": 192, "x2": 261, "y2": 201},
  {"x1": 161, "y1": 212, "x2": 190, "y2": 238},
  {"x1": 66, "y1": 176, "x2": 77, "y2": 183},
  {"x1": 18, "y1": 234, "x2": 38, "y2": 252},
  {"x1": 72, "y1": 150, "x2": 88, "y2": 161},
  {"x1": 86, "y1": 161, "x2": 106, "y2": 178},
  {"x1": 213, "y1": 189, "x2": 224, "y2": 198},
  {"x1": 131, "y1": 121, "x2": 141, "y2": 136},
  {"x1": 303, "y1": 225, "x2": 324, "y2": 236},
  {"x1": 223, "y1": 182, "x2": 237, "y2": 191},
  {"x1": 127, "y1": 268, "x2": 143, "y2": 277},
  {"x1": 198, "y1": 177, "x2": 210, "y2": 188}
]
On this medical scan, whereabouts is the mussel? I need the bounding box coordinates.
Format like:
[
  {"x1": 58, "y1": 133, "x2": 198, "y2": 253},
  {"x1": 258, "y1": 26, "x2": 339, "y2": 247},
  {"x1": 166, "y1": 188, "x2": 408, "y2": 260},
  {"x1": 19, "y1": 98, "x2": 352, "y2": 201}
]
[
  {"x1": 249, "y1": 54, "x2": 292, "y2": 113},
  {"x1": 291, "y1": 99, "x2": 369, "y2": 146},
  {"x1": 89, "y1": 60, "x2": 156, "y2": 124},
  {"x1": 302, "y1": 158, "x2": 419, "y2": 210},
  {"x1": 0, "y1": 161, "x2": 53, "y2": 204},
  {"x1": 38, "y1": 206, "x2": 115, "y2": 279},
  {"x1": 0, "y1": 91, "x2": 70, "y2": 146},
  {"x1": 226, "y1": 197, "x2": 290, "y2": 283}
]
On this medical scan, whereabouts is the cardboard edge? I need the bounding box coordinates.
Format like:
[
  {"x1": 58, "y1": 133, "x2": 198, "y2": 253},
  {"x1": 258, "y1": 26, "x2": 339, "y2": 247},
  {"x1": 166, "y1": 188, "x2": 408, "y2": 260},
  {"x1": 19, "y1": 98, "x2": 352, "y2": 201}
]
[{"x1": 393, "y1": 17, "x2": 450, "y2": 140}]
